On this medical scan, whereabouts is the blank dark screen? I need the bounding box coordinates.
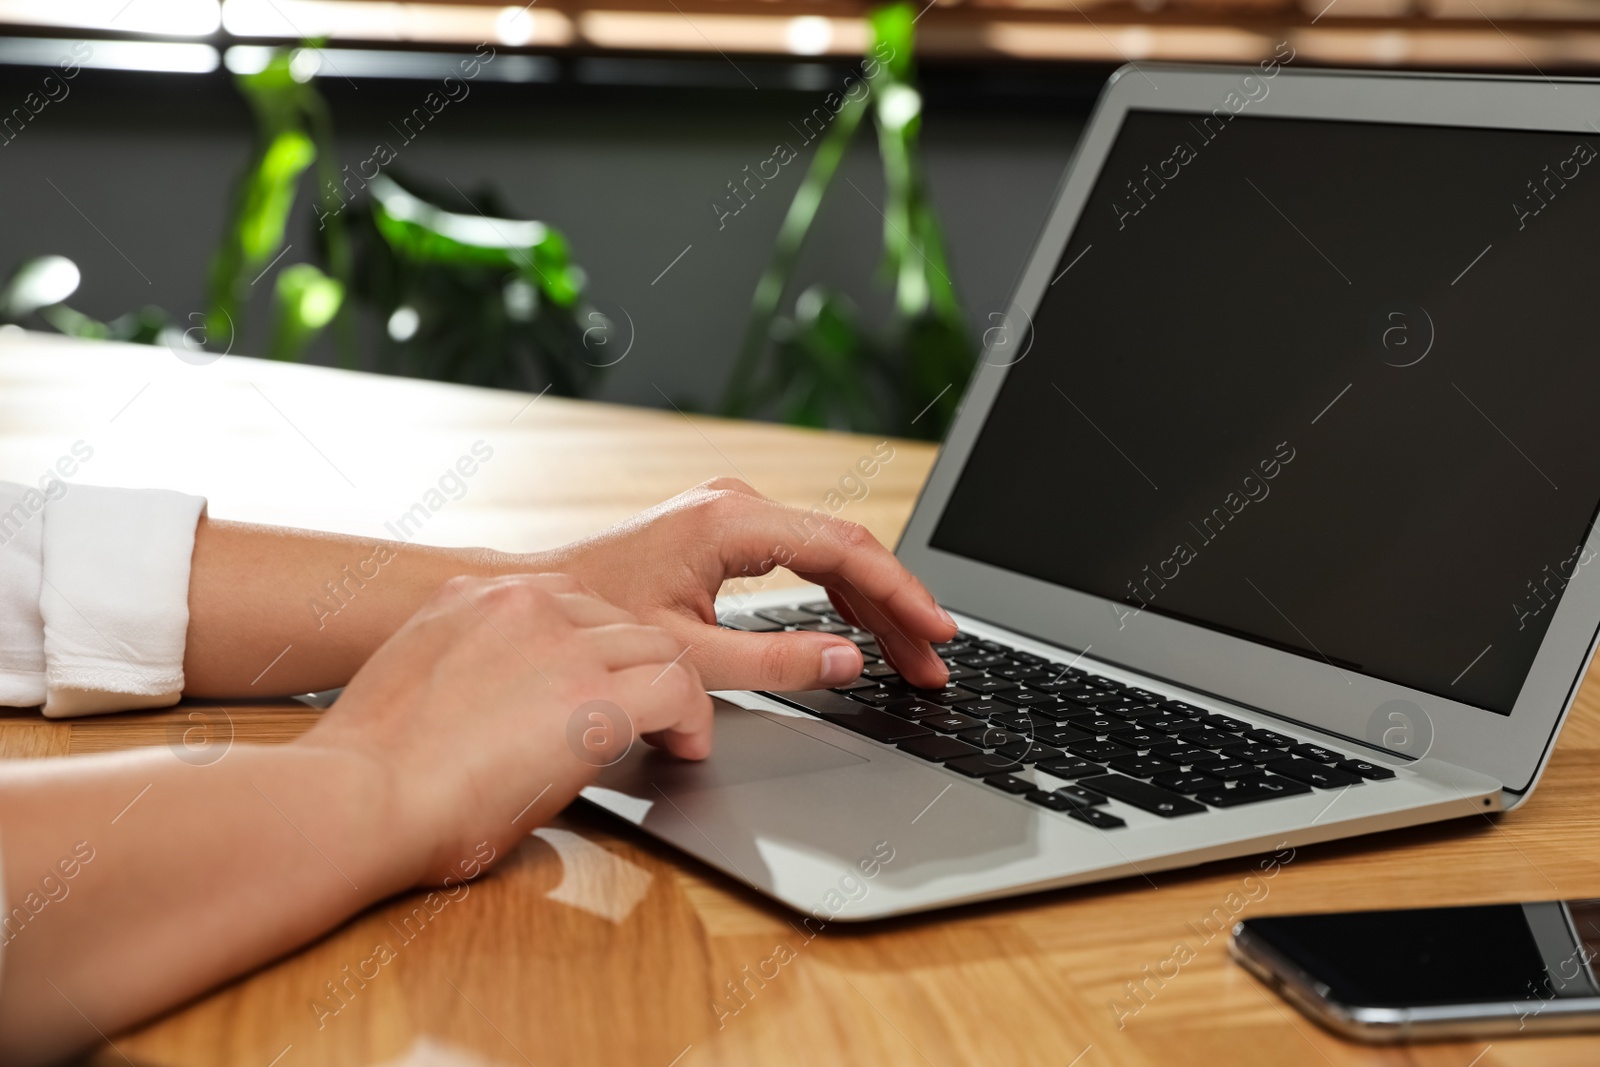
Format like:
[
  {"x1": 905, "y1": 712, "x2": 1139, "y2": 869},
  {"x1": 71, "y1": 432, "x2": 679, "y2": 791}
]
[
  {"x1": 930, "y1": 108, "x2": 1600, "y2": 714},
  {"x1": 1244, "y1": 906, "x2": 1554, "y2": 1007}
]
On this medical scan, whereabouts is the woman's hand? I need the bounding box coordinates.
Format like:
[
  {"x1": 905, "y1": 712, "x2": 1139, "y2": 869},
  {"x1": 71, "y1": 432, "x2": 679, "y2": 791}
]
[
  {"x1": 299, "y1": 572, "x2": 713, "y2": 884},
  {"x1": 525, "y1": 478, "x2": 957, "y2": 694}
]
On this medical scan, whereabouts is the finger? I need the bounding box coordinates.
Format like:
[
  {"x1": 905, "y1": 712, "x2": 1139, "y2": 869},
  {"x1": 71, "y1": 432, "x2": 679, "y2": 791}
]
[
  {"x1": 612, "y1": 660, "x2": 714, "y2": 760},
  {"x1": 823, "y1": 580, "x2": 948, "y2": 690},
  {"x1": 687, "y1": 626, "x2": 863, "y2": 692},
  {"x1": 584, "y1": 623, "x2": 686, "y2": 671},
  {"x1": 826, "y1": 588, "x2": 863, "y2": 629},
  {"x1": 712, "y1": 495, "x2": 955, "y2": 648}
]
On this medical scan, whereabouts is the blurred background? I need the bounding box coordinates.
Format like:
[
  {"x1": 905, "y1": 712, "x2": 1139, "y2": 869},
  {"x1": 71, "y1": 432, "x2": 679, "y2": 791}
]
[{"x1": 0, "y1": 0, "x2": 1594, "y2": 441}]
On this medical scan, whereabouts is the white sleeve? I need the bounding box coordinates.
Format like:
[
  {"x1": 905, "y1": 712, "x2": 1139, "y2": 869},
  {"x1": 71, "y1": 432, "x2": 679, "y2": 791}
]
[{"x1": 0, "y1": 480, "x2": 206, "y2": 717}]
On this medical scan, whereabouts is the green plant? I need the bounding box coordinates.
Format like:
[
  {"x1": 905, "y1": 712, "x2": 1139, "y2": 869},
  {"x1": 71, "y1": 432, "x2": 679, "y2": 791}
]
[
  {"x1": 0, "y1": 44, "x2": 611, "y2": 396},
  {"x1": 347, "y1": 172, "x2": 608, "y2": 394},
  {"x1": 209, "y1": 46, "x2": 353, "y2": 364},
  {"x1": 719, "y1": 1, "x2": 972, "y2": 440}
]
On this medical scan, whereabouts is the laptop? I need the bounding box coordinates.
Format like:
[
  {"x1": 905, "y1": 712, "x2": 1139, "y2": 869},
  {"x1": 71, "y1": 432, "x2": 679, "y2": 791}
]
[{"x1": 584, "y1": 63, "x2": 1600, "y2": 919}]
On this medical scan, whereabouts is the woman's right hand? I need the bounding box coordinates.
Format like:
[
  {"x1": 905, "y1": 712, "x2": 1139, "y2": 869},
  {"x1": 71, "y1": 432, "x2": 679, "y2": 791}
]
[{"x1": 298, "y1": 572, "x2": 713, "y2": 886}]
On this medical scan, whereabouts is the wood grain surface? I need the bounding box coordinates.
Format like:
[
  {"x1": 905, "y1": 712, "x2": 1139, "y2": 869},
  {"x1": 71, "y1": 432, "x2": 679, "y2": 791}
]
[{"x1": 4, "y1": 332, "x2": 1599, "y2": 1067}]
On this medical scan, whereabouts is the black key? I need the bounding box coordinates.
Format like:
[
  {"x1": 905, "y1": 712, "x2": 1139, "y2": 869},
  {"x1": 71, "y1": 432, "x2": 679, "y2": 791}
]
[
  {"x1": 1336, "y1": 758, "x2": 1396, "y2": 781},
  {"x1": 1263, "y1": 758, "x2": 1362, "y2": 789},
  {"x1": 1146, "y1": 743, "x2": 1213, "y2": 764},
  {"x1": 1021, "y1": 703, "x2": 1084, "y2": 724},
  {"x1": 1071, "y1": 717, "x2": 1136, "y2": 739},
  {"x1": 885, "y1": 700, "x2": 959, "y2": 721},
  {"x1": 1033, "y1": 679, "x2": 1095, "y2": 695},
  {"x1": 1244, "y1": 728, "x2": 1295, "y2": 747},
  {"x1": 946, "y1": 753, "x2": 1026, "y2": 777},
  {"x1": 1115, "y1": 730, "x2": 1164, "y2": 749},
  {"x1": 1139, "y1": 715, "x2": 1198, "y2": 734},
  {"x1": 932, "y1": 641, "x2": 972, "y2": 656},
  {"x1": 849, "y1": 688, "x2": 906, "y2": 707},
  {"x1": 757, "y1": 607, "x2": 821, "y2": 626},
  {"x1": 1036, "y1": 723, "x2": 1096, "y2": 747},
  {"x1": 993, "y1": 668, "x2": 1050, "y2": 684},
  {"x1": 723, "y1": 613, "x2": 783, "y2": 632},
  {"x1": 831, "y1": 678, "x2": 876, "y2": 692},
  {"x1": 1177, "y1": 726, "x2": 1241, "y2": 748},
  {"x1": 1068, "y1": 807, "x2": 1127, "y2": 829},
  {"x1": 907, "y1": 686, "x2": 967, "y2": 705},
  {"x1": 1289, "y1": 743, "x2": 1345, "y2": 764},
  {"x1": 959, "y1": 677, "x2": 1021, "y2": 694},
  {"x1": 995, "y1": 741, "x2": 1065, "y2": 765},
  {"x1": 955, "y1": 698, "x2": 1008, "y2": 718},
  {"x1": 958, "y1": 726, "x2": 1026, "y2": 749},
  {"x1": 943, "y1": 666, "x2": 980, "y2": 682},
  {"x1": 862, "y1": 663, "x2": 901, "y2": 679},
  {"x1": 921, "y1": 712, "x2": 988, "y2": 735},
  {"x1": 984, "y1": 773, "x2": 1035, "y2": 795},
  {"x1": 955, "y1": 653, "x2": 1010, "y2": 669},
  {"x1": 1055, "y1": 784, "x2": 1108, "y2": 806},
  {"x1": 1068, "y1": 739, "x2": 1134, "y2": 762},
  {"x1": 1009, "y1": 651, "x2": 1047, "y2": 665},
  {"x1": 955, "y1": 726, "x2": 993, "y2": 747},
  {"x1": 1025, "y1": 786, "x2": 1107, "y2": 811},
  {"x1": 1208, "y1": 714, "x2": 1251, "y2": 732},
  {"x1": 1124, "y1": 688, "x2": 1163, "y2": 703},
  {"x1": 897, "y1": 735, "x2": 982, "y2": 762},
  {"x1": 1073, "y1": 690, "x2": 1132, "y2": 706},
  {"x1": 843, "y1": 632, "x2": 877, "y2": 647},
  {"x1": 970, "y1": 639, "x2": 1008, "y2": 653},
  {"x1": 1035, "y1": 756, "x2": 1101, "y2": 779},
  {"x1": 997, "y1": 689, "x2": 1061, "y2": 707},
  {"x1": 1078, "y1": 774, "x2": 1207, "y2": 817},
  {"x1": 1151, "y1": 770, "x2": 1222, "y2": 794},
  {"x1": 1201, "y1": 760, "x2": 1261, "y2": 782},
  {"x1": 804, "y1": 620, "x2": 857, "y2": 635},
  {"x1": 1161, "y1": 700, "x2": 1209, "y2": 716},
  {"x1": 1196, "y1": 775, "x2": 1312, "y2": 807},
  {"x1": 1084, "y1": 675, "x2": 1125, "y2": 690},
  {"x1": 986, "y1": 712, "x2": 1036, "y2": 734},
  {"x1": 796, "y1": 696, "x2": 933, "y2": 743},
  {"x1": 1217, "y1": 743, "x2": 1282, "y2": 764},
  {"x1": 799, "y1": 601, "x2": 834, "y2": 615},
  {"x1": 1107, "y1": 755, "x2": 1177, "y2": 778}
]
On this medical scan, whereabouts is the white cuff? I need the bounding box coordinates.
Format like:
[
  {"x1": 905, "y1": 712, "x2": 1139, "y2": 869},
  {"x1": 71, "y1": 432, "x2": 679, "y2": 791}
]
[
  {"x1": 39, "y1": 485, "x2": 207, "y2": 718},
  {"x1": 0, "y1": 482, "x2": 47, "y2": 707}
]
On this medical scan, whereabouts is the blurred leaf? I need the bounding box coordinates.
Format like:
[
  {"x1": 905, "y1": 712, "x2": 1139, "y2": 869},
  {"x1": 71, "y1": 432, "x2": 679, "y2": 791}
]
[
  {"x1": 239, "y1": 131, "x2": 316, "y2": 263},
  {"x1": 368, "y1": 175, "x2": 580, "y2": 307},
  {"x1": 269, "y1": 262, "x2": 344, "y2": 361},
  {"x1": 720, "y1": 91, "x2": 870, "y2": 418},
  {"x1": 0, "y1": 255, "x2": 80, "y2": 319},
  {"x1": 723, "y1": 1, "x2": 973, "y2": 440}
]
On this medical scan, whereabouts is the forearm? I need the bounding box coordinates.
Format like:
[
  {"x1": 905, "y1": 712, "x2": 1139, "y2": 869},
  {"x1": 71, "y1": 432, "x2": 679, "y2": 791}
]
[
  {"x1": 0, "y1": 742, "x2": 414, "y2": 1064},
  {"x1": 183, "y1": 516, "x2": 528, "y2": 696}
]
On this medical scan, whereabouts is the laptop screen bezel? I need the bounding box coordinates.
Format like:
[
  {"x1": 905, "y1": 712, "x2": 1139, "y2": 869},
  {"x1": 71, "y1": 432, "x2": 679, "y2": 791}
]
[{"x1": 896, "y1": 63, "x2": 1600, "y2": 794}]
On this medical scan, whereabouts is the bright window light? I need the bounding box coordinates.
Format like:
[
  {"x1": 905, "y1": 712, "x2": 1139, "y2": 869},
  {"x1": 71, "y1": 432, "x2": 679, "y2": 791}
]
[
  {"x1": 0, "y1": 0, "x2": 222, "y2": 36},
  {"x1": 785, "y1": 16, "x2": 833, "y2": 56}
]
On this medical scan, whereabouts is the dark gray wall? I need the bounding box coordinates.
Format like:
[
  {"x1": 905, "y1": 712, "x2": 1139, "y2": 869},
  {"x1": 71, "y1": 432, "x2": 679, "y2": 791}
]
[{"x1": 0, "y1": 57, "x2": 1087, "y2": 414}]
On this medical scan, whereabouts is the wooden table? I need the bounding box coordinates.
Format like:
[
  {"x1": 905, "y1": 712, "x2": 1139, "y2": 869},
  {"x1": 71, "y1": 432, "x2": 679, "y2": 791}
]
[{"x1": 5, "y1": 331, "x2": 1600, "y2": 1067}]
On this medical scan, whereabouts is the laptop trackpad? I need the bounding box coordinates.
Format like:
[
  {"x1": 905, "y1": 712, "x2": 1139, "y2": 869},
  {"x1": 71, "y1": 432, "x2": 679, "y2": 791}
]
[{"x1": 610, "y1": 698, "x2": 867, "y2": 794}]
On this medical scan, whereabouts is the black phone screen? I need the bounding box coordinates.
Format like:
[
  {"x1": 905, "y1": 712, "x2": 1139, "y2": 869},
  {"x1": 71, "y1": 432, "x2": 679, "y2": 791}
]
[{"x1": 1243, "y1": 901, "x2": 1600, "y2": 1008}]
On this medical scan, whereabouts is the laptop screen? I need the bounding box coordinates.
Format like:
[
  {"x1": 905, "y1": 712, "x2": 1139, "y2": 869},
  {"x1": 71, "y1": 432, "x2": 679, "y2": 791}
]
[{"x1": 930, "y1": 108, "x2": 1600, "y2": 716}]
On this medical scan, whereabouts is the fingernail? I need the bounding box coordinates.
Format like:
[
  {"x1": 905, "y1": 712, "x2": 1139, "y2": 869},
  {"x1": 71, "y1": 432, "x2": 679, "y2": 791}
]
[
  {"x1": 937, "y1": 605, "x2": 957, "y2": 629},
  {"x1": 820, "y1": 644, "x2": 861, "y2": 687}
]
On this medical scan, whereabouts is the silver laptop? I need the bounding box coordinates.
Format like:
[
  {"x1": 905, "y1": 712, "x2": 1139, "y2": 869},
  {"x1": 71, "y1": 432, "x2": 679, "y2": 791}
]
[{"x1": 585, "y1": 63, "x2": 1600, "y2": 919}]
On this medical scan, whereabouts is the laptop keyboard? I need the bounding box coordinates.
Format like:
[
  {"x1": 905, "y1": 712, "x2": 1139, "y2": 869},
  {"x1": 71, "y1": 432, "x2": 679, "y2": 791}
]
[{"x1": 726, "y1": 603, "x2": 1395, "y2": 831}]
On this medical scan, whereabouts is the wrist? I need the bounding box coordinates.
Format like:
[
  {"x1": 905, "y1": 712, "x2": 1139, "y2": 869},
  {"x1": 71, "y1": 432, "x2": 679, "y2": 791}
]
[{"x1": 282, "y1": 733, "x2": 433, "y2": 895}]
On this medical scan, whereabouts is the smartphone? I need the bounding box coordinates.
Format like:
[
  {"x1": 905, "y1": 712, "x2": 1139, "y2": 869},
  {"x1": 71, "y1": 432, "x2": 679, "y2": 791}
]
[{"x1": 1231, "y1": 899, "x2": 1600, "y2": 1042}]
